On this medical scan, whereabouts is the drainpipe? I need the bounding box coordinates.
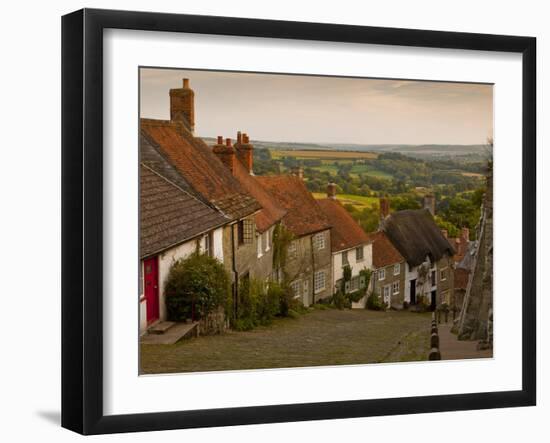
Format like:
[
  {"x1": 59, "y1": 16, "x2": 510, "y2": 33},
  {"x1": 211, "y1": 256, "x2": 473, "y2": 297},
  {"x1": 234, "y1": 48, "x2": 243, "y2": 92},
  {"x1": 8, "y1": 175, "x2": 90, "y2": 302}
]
[
  {"x1": 310, "y1": 235, "x2": 315, "y2": 305},
  {"x1": 230, "y1": 223, "x2": 239, "y2": 319}
]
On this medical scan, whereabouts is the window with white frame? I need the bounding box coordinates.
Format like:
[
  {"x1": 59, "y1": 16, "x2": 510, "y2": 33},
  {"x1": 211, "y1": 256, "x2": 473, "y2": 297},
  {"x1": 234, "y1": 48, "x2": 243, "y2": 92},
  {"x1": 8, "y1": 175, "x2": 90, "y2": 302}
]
[
  {"x1": 313, "y1": 232, "x2": 326, "y2": 250},
  {"x1": 378, "y1": 268, "x2": 386, "y2": 280},
  {"x1": 440, "y1": 267, "x2": 448, "y2": 281},
  {"x1": 290, "y1": 280, "x2": 301, "y2": 298},
  {"x1": 350, "y1": 276, "x2": 360, "y2": 292},
  {"x1": 342, "y1": 251, "x2": 349, "y2": 266},
  {"x1": 314, "y1": 271, "x2": 326, "y2": 293},
  {"x1": 356, "y1": 246, "x2": 364, "y2": 261},
  {"x1": 257, "y1": 233, "x2": 263, "y2": 258},
  {"x1": 392, "y1": 280, "x2": 400, "y2": 294},
  {"x1": 394, "y1": 263, "x2": 400, "y2": 275}
]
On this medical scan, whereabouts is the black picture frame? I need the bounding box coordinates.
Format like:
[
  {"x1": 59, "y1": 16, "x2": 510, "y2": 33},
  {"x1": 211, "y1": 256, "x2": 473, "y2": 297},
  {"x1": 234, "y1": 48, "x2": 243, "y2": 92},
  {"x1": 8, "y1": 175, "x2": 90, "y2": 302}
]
[{"x1": 61, "y1": 8, "x2": 536, "y2": 435}]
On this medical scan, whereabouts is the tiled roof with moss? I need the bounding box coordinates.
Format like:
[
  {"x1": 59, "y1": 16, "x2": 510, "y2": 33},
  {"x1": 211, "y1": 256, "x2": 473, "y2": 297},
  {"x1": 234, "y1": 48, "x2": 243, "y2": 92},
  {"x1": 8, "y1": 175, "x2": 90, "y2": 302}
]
[
  {"x1": 317, "y1": 198, "x2": 369, "y2": 252},
  {"x1": 141, "y1": 119, "x2": 261, "y2": 220},
  {"x1": 367, "y1": 231, "x2": 405, "y2": 268},
  {"x1": 232, "y1": 160, "x2": 286, "y2": 233},
  {"x1": 256, "y1": 175, "x2": 331, "y2": 237}
]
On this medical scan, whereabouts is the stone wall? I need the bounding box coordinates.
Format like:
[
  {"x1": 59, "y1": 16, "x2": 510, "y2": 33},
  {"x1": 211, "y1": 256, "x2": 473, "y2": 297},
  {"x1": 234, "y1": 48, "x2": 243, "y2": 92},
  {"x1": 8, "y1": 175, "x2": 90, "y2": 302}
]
[{"x1": 456, "y1": 172, "x2": 493, "y2": 344}]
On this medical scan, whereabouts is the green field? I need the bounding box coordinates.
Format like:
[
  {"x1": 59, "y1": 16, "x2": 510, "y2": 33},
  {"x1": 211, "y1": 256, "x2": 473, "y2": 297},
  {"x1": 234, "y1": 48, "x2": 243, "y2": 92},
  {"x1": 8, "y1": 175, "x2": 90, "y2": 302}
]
[
  {"x1": 271, "y1": 149, "x2": 378, "y2": 160},
  {"x1": 313, "y1": 192, "x2": 379, "y2": 210}
]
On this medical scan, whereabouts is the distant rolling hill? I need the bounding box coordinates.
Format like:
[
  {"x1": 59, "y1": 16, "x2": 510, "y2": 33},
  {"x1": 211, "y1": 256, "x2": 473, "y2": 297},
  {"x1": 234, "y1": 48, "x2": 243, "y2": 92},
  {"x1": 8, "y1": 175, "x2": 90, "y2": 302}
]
[{"x1": 200, "y1": 137, "x2": 490, "y2": 159}]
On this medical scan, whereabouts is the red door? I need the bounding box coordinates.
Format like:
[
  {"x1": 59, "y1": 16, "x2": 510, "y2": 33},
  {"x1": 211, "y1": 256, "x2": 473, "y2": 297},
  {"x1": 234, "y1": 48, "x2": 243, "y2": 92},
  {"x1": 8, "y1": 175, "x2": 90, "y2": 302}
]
[{"x1": 144, "y1": 256, "x2": 159, "y2": 324}]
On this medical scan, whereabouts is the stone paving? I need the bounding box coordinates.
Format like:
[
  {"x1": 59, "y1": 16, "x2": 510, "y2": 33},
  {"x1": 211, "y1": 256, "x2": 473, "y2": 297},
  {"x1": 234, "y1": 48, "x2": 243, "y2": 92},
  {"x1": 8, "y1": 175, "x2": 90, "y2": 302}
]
[{"x1": 437, "y1": 322, "x2": 493, "y2": 360}]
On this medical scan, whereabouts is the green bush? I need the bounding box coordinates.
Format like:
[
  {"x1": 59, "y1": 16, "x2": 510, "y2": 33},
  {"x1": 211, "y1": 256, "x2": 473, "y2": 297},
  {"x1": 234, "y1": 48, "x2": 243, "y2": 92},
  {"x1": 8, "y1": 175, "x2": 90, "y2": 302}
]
[
  {"x1": 332, "y1": 290, "x2": 351, "y2": 310},
  {"x1": 164, "y1": 252, "x2": 230, "y2": 322},
  {"x1": 233, "y1": 280, "x2": 299, "y2": 330},
  {"x1": 366, "y1": 291, "x2": 384, "y2": 311}
]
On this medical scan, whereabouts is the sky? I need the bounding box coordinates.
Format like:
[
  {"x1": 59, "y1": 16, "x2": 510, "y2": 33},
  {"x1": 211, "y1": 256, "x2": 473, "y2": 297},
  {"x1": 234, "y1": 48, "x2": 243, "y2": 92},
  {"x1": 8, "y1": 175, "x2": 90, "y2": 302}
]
[{"x1": 140, "y1": 68, "x2": 493, "y2": 145}]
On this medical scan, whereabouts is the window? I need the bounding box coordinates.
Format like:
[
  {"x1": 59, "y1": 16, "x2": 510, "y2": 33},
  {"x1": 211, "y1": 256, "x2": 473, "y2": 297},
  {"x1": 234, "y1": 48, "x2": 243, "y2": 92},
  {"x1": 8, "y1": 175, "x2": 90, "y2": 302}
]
[
  {"x1": 313, "y1": 232, "x2": 326, "y2": 250},
  {"x1": 378, "y1": 268, "x2": 386, "y2": 281},
  {"x1": 344, "y1": 280, "x2": 351, "y2": 293},
  {"x1": 257, "y1": 233, "x2": 263, "y2": 258},
  {"x1": 350, "y1": 276, "x2": 360, "y2": 292},
  {"x1": 290, "y1": 280, "x2": 301, "y2": 298},
  {"x1": 356, "y1": 246, "x2": 364, "y2": 261},
  {"x1": 237, "y1": 219, "x2": 254, "y2": 245},
  {"x1": 394, "y1": 263, "x2": 400, "y2": 275},
  {"x1": 442, "y1": 290, "x2": 450, "y2": 305},
  {"x1": 264, "y1": 230, "x2": 270, "y2": 252},
  {"x1": 314, "y1": 271, "x2": 326, "y2": 293},
  {"x1": 204, "y1": 231, "x2": 213, "y2": 257},
  {"x1": 342, "y1": 251, "x2": 349, "y2": 266},
  {"x1": 440, "y1": 267, "x2": 448, "y2": 281},
  {"x1": 288, "y1": 240, "x2": 297, "y2": 258},
  {"x1": 431, "y1": 269, "x2": 436, "y2": 286},
  {"x1": 392, "y1": 280, "x2": 400, "y2": 294}
]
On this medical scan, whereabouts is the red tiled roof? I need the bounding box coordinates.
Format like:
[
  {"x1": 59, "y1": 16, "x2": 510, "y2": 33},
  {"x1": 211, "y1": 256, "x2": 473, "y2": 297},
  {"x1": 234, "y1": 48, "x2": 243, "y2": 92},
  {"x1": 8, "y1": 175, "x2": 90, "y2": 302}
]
[
  {"x1": 232, "y1": 160, "x2": 287, "y2": 233},
  {"x1": 367, "y1": 231, "x2": 405, "y2": 268},
  {"x1": 317, "y1": 198, "x2": 369, "y2": 252},
  {"x1": 140, "y1": 119, "x2": 261, "y2": 220},
  {"x1": 256, "y1": 175, "x2": 331, "y2": 237},
  {"x1": 454, "y1": 268, "x2": 470, "y2": 290}
]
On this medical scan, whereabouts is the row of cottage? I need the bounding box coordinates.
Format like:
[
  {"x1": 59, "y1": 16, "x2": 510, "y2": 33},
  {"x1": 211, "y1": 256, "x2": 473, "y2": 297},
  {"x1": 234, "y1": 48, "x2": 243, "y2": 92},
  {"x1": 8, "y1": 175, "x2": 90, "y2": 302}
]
[{"x1": 139, "y1": 79, "x2": 460, "y2": 334}]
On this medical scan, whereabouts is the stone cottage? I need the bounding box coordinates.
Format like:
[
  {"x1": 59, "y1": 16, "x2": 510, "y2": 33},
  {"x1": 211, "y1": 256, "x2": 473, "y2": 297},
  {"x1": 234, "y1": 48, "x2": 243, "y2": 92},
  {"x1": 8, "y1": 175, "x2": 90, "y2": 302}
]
[
  {"x1": 317, "y1": 183, "x2": 373, "y2": 308},
  {"x1": 257, "y1": 174, "x2": 333, "y2": 306}
]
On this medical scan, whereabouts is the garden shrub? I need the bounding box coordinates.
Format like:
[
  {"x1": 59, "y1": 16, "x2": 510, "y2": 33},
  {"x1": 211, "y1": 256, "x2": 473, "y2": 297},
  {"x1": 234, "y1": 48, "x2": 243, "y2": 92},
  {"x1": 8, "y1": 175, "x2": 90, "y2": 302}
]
[
  {"x1": 164, "y1": 252, "x2": 230, "y2": 322},
  {"x1": 332, "y1": 290, "x2": 349, "y2": 310},
  {"x1": 366, "y1": 291, "x2": 384, "y2": 311}
]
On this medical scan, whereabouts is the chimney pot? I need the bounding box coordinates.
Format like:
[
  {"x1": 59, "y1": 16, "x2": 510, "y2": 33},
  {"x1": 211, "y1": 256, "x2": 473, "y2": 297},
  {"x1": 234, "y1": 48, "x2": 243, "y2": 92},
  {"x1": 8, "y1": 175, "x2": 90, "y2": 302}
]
[
  {"x1": 183, "y1": 78, "x2": 189, "y2": 88},
  {"x1": 217, "y1": 135, "x2": 223, "y2": 145},
  {"x1": 243, "y1": 134, "x2": 249, "y2": 144},
  {"x1": 225, "y1": 138, "x2": 232, "y2": 147},
  {"x1": 237, "y1": 131, "x2": 242, "y2": 144},
  {"x1": 327, "y1": 182, "x2": 337, "y2": 199}
]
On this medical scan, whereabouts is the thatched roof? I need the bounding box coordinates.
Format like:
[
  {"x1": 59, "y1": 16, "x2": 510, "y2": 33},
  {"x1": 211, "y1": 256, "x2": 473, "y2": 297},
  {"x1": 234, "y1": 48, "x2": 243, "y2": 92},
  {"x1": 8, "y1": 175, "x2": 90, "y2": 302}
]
[{"x1": 382, "y1": 209, "x2": 455, "y2": 267}]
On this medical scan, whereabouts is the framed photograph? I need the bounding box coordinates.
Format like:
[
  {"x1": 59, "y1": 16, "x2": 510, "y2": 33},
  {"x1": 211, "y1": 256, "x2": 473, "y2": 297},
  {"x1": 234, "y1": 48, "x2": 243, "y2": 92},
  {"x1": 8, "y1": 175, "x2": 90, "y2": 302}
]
[{"x1": 62, "y1": 8, "x2": 536, "y2": 435}]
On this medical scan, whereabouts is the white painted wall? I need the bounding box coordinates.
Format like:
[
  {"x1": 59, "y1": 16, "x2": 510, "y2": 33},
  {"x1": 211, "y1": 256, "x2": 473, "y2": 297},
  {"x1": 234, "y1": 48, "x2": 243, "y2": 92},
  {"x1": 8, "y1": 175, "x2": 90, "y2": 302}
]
[
  {"x1": 332, "y1": 242, "x2": 373, "y2": 294},
  {"x1": 405, "y1": 258, "x2": 440, "y2": 303},
  {"x1": 140, "y1": 227, "x2": 224, "y2": 329}
]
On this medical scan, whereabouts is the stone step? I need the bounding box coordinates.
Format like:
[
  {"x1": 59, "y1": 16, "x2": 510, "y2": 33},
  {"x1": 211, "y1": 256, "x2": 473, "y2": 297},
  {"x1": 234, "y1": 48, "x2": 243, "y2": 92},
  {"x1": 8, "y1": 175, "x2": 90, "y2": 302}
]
[
  {"x1": 141, "y1": 322, "x2": 199, "y2": 345},
  {"x1": 148, "y1": 321, "x2": 176, "y2": 335}
]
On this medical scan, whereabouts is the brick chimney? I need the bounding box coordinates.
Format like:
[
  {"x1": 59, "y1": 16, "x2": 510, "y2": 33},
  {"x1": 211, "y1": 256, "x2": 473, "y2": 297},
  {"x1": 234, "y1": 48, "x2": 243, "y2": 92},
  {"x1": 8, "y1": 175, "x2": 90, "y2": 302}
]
[
  {"x1": 235, "y1": 131, "x2": 254, "y2": 173},
  {"x1": 212, "y1": 136, "x2": 235, "y2": 174},
  {"x1": 379, "y1": 197, "x2": 390, "y2": 220},
  {"x1": 169, "y1": 78, "x2": 195, "y2": 133},
  {"x1": 327, "y1": 182, "x2": 337, "y2": 199},
  {"x1": 423, "y1": 194, "x2": 435, "y2": 216},
  {"x1": 291, "y1": 166, "x2": 304, "y2": 180}
]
